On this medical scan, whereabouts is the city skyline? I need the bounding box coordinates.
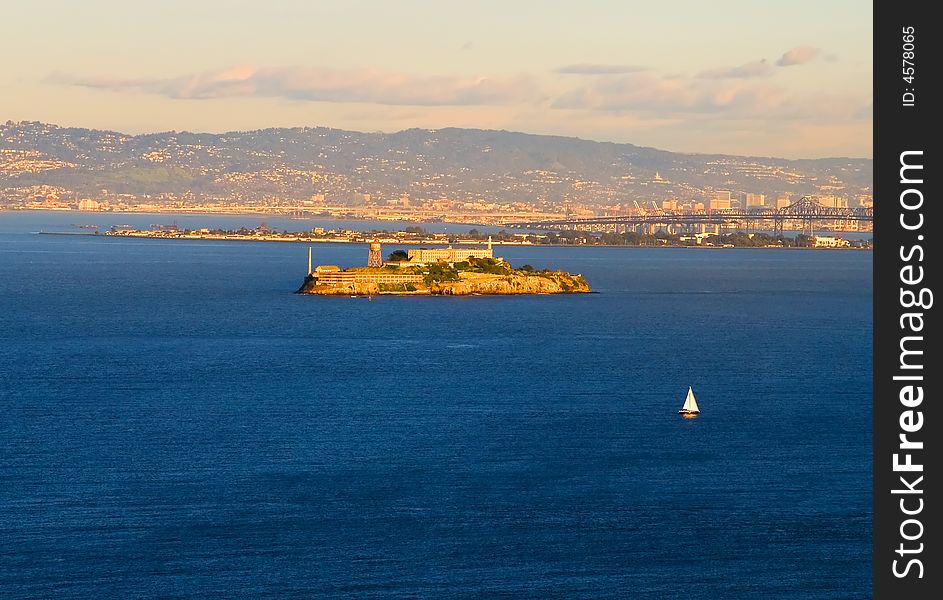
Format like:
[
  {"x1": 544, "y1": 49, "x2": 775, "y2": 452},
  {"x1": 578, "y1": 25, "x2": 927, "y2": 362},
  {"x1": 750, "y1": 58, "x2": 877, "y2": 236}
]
[{"x1": 1, "y1": 0, "x2": 872, "y2": 159}]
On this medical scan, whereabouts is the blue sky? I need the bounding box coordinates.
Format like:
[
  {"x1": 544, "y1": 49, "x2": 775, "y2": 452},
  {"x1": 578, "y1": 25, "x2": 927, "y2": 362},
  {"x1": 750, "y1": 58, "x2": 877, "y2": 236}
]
[{"x1": 1, "y1": 0, "x2": 872, "y2": 158}]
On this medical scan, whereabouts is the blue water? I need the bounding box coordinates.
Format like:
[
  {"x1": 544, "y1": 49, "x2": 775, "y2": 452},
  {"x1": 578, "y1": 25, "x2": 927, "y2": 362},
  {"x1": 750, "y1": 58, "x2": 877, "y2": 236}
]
[{"x1": 0, "y1": 212, "x2": 872, "y2": 598}]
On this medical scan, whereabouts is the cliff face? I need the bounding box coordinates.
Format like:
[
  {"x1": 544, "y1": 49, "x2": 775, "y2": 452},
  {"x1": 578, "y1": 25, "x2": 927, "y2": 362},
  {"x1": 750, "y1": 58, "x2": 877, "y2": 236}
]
[
  {"x1": 430, "y1": 272, "x2": 589, "y2": 295},
  {"x1": 296, "y1": 272, "x2": 590, "y2": 296}
]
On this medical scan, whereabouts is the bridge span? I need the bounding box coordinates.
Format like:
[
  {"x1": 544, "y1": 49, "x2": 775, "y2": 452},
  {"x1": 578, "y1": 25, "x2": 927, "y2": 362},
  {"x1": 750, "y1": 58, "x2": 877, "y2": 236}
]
[{"x1": 504, "y1": 196, "x2": 873, "y2": 235}]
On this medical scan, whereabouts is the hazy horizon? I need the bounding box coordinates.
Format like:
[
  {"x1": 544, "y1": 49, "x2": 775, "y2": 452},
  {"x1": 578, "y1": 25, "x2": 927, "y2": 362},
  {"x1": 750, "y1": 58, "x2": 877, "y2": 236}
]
[{"x1": 1, "y1": 0, "x2": 872, "y2": 159}]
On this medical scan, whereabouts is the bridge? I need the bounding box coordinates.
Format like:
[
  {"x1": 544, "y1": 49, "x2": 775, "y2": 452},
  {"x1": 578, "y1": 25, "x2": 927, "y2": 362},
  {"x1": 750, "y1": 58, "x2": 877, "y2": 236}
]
[{"x1": 504, "y1": 196, "x2": 873, "y2": 236}]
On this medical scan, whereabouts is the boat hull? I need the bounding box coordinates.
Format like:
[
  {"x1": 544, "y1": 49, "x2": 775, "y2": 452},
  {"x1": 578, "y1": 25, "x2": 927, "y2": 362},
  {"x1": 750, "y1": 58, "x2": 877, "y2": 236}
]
[{"x1": 678, "y1": 410, "x2": 699, "y2": 418}]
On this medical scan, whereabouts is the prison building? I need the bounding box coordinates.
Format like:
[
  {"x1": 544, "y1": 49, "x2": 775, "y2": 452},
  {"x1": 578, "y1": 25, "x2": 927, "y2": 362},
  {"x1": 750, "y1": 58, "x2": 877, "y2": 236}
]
[
  {"x1": 312, "y1": 266, "x2": 424, "y2": 285},
  {"x1": 406, "y1": 237, "x2": 494, "y2": 264}
]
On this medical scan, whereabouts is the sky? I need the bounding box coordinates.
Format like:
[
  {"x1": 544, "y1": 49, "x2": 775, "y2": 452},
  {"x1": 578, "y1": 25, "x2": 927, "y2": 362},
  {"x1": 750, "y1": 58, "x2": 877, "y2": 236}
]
[{"x1": 0, "y1": 0, "x2": 872, "y2": 159}]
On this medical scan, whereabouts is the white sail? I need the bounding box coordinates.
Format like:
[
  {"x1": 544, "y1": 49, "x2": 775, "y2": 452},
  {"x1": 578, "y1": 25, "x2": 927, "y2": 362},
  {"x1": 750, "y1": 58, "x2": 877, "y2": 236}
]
[{"x1": 682, "y1": 387, "x2": 699, "y2": 412}]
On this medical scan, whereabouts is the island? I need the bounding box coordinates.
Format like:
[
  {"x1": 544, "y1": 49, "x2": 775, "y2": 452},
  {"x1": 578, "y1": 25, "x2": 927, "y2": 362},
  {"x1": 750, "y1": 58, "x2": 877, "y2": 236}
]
[
  {"x1": 296, "y1": 239, "x2": 590, "y2": 296},
  {"x1": 95, "y1": 224, "x2": 870, "y2": 250}
]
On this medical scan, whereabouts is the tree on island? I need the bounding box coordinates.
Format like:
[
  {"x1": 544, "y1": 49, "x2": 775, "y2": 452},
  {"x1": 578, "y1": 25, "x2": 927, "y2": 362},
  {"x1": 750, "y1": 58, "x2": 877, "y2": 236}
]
[
  {"x1": 795, "y1": 234, "x2": 814, "y2": 247},
  {"x1": 387, "y1": 250, "x2": 409, "y2": 262},
  {"x1": 423, "y1": 263, "x2": 461, "y2": 285}
]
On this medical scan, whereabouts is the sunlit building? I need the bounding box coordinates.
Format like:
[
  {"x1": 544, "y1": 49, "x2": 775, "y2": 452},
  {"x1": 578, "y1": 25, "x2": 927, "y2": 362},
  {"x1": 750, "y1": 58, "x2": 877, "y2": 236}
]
[
  {"x1": 745, "y1": 193, "x2": 766, "y2": 208},
  {"x1": 817, "y1": 195, "x2": 849, "y2": 209},
  {"x1": 406, "y1": 238, "x2": 495, "y2": 264},
  {"x1": 813, "y1": 236, "x2": 850, "y2": 248},
  {"x1": 709, "y1": 190, "x2": 732, "y2": 210}
]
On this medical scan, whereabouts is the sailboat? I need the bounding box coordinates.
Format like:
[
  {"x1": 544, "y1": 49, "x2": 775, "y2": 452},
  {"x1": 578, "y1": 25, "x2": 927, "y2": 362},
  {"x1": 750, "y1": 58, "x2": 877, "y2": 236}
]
[{"x1": 678, "y1": 386, "x2": 700, "y2": 417}]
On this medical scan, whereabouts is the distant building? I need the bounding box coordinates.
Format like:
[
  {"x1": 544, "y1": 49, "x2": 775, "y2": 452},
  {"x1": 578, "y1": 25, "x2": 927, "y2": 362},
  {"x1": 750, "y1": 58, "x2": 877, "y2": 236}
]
[
  {"x1": 745, "y1": 193, "x2": 766, "y2": 208},
  {"x1": 78, "y1": 199, "x2": 102, "y2": 211},
  {"x1": 812, "y1": 236, "x2": 850, "y2": 248},
  {"x1": 775, "y1": 194, "x2": 792, "y2": 209},
  {"x1": 709, "y1": 190, "x2": 732, "y2": 210},
  {"x1": 661, "y1": 199, "x2": 678, "y2": 211},
  {"x1": 817, "y1": 195, "x2": 848, "y2": 209}
]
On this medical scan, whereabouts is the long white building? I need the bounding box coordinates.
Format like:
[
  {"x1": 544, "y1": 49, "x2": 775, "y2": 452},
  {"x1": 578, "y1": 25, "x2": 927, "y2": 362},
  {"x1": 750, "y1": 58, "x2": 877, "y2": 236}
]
[{"x1": 406, "y1": 237, "x2": 495, "y2": 264}]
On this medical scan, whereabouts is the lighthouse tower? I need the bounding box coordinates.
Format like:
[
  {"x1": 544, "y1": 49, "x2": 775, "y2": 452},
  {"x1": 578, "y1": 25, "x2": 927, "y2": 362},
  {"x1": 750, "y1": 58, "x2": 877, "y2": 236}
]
[{"x1": 367, "y1": 240, "x2": 383, "y2": 267}]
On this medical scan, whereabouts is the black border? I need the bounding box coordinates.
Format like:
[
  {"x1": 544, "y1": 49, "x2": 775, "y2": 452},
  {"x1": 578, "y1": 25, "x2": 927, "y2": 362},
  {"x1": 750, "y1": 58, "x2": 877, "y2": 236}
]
[{"x1": 873, "y1": 4, "x2": 938, "y2": 598}]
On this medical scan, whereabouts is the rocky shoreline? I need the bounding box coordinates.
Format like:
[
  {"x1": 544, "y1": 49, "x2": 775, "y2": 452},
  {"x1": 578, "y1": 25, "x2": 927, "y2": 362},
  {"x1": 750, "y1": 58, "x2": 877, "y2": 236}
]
[{"x1": 296, "y1": 270, "x2": 590, "y2": 296}]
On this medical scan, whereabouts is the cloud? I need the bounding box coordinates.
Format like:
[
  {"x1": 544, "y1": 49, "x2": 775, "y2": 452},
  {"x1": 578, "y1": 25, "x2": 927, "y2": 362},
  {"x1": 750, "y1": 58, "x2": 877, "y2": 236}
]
[
  {"x1": 697, "y1": 59, "x2": 774, "y2": 79},
  {"x1": 551, "y1": 73, "x2": 787, "y2": 115},
  {"x1": 555, "y1": 63, "x2": 647, "y2": 75},
  {"x1": 775, "y1": 46, "x2": 821, "y2": 67},
  {"x1": 699, "y1": 46, "x2": 824, "y2": 79},
  {"x1": 550, "y1": 71, "x2": 864, "y2": 125},
  {"x1": 50, "y1": 65, "x2": 538, "y2": 107}
]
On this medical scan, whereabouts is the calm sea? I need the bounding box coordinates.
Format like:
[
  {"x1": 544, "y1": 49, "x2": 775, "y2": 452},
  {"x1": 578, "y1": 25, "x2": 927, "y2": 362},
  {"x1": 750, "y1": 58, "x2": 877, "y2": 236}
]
[{"x1": 0, "y1": 212, "x2": 872, "y2": 598}]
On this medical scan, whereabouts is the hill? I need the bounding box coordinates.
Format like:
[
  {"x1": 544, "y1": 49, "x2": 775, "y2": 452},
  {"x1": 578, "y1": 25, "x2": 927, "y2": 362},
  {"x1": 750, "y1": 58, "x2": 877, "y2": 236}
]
[{"x1": 1, "y1": 121, "x2": 872, "y2": 206}]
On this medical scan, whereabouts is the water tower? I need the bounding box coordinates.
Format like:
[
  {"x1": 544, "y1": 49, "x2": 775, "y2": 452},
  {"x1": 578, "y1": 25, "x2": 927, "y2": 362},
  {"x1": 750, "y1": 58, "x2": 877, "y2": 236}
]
[{"x1": 367, "y1": 240, "x2": 383, "y2": 267}]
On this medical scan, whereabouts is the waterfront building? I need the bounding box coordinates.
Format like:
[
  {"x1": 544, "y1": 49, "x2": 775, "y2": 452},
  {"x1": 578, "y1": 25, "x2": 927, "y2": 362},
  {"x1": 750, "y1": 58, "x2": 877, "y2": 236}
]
[
  {"x1": 812, "y1": 236, "x2": 850, "y2": 248},
  {"x1": 78, "y1": 199, "x2": 103, "y2": 211},
  {"x1": 312, "y1": 265, "x2": 424, "y2": 285}
]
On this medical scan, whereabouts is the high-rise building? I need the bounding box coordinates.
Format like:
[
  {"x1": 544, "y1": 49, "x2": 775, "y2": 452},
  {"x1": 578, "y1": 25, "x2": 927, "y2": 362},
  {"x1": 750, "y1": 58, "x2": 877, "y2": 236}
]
[
  {"x1": 709, "y1": 190, "x2": 732, "y2": 210},
  {"x1": 78, "y1": 199, "x2": 102, "y2": 211},
  {"x1": 775, "y1": 194, "x2": 792, "y2": 209},
  {"x1": 817, "y1": 195, "x2": 848, "y2": 209},
  {"x1": 745, "y1": 193, "x2": 766, "y2": 208}
]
